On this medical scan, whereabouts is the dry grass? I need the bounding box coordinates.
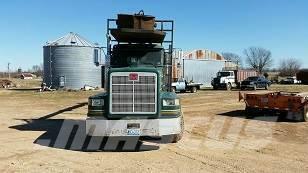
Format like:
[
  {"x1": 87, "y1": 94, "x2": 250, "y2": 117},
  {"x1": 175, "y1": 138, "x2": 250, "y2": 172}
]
[
  {"x1": 0, "y1": 78, "x2": 42, "y2": 88},
  {"x1": 269, "y1": 84, "x2": 308, "y2": 93}
]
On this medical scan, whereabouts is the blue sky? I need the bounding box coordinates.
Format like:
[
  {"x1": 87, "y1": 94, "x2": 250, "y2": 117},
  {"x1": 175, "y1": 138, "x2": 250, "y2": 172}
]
[{"x1": 0, "y1": 0, "x2": 307, "y2": 71}]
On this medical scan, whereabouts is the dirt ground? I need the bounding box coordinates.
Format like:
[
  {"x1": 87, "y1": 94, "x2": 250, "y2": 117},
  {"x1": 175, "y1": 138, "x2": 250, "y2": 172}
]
[{"x1": 0, "y1": 84, "x2": 307, "y2": 173}]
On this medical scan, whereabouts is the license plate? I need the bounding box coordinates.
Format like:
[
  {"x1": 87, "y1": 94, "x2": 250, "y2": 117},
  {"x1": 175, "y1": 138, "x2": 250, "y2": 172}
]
[{"x1": 127, "y1": 129, "x2": 141, "y2": 136}]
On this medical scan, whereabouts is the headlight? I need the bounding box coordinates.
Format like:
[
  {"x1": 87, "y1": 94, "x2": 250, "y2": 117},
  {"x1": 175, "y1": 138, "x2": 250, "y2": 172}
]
[
  {"x1": 163, "y1": 99, "x2": 180, "y2": 106},
  {"x1": 90, "y1": 99, "x2": 104, "y2": 106},
  {"x1": 250, "y1": 82, "x2": 254, "y2": 85}
]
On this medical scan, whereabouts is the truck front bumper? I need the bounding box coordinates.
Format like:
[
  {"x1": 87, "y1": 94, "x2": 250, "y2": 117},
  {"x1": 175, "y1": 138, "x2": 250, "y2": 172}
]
[{"x1": 86, "y1": 117, "x2": 182, "y2": 137}]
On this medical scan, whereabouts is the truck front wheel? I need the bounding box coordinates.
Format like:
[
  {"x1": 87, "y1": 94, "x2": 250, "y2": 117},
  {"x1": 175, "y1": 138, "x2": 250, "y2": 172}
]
[
  {"x1": 171, "y1": 87, "x2": 176, "y2": 93},
  {"x1": 253, "y1": 84, "x2": 257, "y2": 90},
  {"x1": 190, "y1": 87, "x2": 197, "y2": 93},
  {"x1": 227, "y1": 83, "x2": 232, "y2": 91}
]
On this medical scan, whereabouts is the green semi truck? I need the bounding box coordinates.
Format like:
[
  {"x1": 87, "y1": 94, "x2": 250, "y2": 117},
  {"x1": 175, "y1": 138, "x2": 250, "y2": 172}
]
[{"x1": 86, "y1": 11, "x2": 184, "y2": 143}]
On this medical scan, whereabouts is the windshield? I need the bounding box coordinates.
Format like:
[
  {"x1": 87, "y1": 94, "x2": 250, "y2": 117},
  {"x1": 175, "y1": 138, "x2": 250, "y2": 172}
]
[
  {"x1": 247, "y1": 76, "x2": 259, "y2": 81},
  {"x1": 138, "y1": 51, "x2": 163, "y2": 66},
  {"x1": 111, "y1": 46, "x2": 164, "y2": 67},
  {"x1": 218, "y1": 72, "x2": 231, "y2": 77}
]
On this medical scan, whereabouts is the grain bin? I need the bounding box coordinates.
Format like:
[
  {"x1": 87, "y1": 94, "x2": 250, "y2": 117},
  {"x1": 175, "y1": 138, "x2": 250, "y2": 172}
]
[{"x1": 43, "y1": 32, "x2": 102, "y2": 89}]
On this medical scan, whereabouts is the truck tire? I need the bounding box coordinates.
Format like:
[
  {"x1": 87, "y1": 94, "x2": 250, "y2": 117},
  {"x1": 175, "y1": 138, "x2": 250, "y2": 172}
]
[
  {"x1": 171, "y1": 87, "x2": 176, "y2": 93},
  {"x1": 227, "y1": 83, "x2": 231, "y2": 91},
  {"x1": 253, "y1": 84, "x2": 257, "y2": 90},
  {"x1": 190, "y1": 86, "x2": 197, "y2": 93},
  {"x1": 213, "y1": 86, "x2": 218, "y2": 90}
]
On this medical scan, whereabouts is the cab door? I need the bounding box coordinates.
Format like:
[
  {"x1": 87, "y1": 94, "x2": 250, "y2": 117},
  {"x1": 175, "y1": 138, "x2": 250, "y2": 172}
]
[
  {"x1": 258, "y1": 77, "x2": 266, "y2": 88},
  {"x1": 177, "y1": 78, "x2": 186, "y2": 91}
]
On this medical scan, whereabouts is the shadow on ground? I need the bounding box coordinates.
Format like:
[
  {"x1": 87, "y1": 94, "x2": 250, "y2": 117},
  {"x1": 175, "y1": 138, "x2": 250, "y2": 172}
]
[
  {"x1": 218, "y1": 110, "x2": 282, "y2": 122},
  {"x1": 9, "y1": 103, "x2": 161, "y2": 152},
  {"x1": 38, "y1": 102, "x2": 88, "y2": 120}
]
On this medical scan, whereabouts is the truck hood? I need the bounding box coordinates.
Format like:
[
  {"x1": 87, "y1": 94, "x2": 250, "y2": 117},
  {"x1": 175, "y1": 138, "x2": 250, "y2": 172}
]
[
  {"x1": 214, "y1": 76, "x2": 227, "y2": 83},
  {"x1": 241, "y1": 80, "x2": 255, "y2": 85}
]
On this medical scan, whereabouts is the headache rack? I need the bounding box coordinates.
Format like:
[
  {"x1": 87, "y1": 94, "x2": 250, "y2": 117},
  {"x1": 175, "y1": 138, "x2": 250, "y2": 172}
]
[{"x1": 104, "y1": 11, "x2": 174, "y2": 92}]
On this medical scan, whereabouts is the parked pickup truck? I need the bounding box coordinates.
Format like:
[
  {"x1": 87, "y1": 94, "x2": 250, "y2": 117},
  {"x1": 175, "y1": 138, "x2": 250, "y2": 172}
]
[
  {"x1": 172, "y1": 78, "x2": 202, "y2": 93},
  {"x1": 240, "y1": 76, "x2": 271, "y2": 90},
  {"x1": 280, "y1": 76, "x2": 301, "y2": 84}
]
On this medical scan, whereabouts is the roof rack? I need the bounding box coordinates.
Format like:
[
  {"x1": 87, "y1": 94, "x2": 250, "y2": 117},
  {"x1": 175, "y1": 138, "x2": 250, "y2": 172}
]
[
  {"x1": 105, "y1": 13, "x2": 174, "y2": 91},
  {"x1": 106, "y1": 18, "x2": 174, "y2": 60}
]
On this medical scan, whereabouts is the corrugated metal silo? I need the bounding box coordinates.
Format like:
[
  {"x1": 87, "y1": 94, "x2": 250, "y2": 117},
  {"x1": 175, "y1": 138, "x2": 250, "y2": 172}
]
[{"x1": 43, "y1": 32, "x2": 102, "y2": 89}]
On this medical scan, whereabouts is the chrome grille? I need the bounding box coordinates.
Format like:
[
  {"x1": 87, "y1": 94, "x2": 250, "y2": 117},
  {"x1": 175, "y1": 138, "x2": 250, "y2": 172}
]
[{"x1": 110, "y1": 72, "x2": 157, "y2": 114}]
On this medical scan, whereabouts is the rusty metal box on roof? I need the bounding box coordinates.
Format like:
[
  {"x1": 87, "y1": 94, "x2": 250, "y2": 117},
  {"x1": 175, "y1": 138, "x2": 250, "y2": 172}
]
[{"x1": 117, "y1": 14, "x2": 155, "y2": 30}]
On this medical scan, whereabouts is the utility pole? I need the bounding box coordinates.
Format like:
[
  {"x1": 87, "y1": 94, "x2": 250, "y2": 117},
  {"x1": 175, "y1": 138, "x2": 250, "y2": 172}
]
[{"x1": 7, "y1": 62, "x2": 10, "y2": 79}]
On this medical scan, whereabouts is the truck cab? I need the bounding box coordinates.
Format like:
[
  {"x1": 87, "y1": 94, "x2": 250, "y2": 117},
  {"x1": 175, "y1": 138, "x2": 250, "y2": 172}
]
[
  {"x1": 212, "y1": 71, "x2": 236, "y2": 90},
  {"x1": 172, "y1": 78, "x2": 202, "y2": 93},
  {"x1": 86, "y1": 12, "x2": 183, "y2": 143},
  {"x1": 172, "y1": 78, "x2": 187, "y2": 92}
]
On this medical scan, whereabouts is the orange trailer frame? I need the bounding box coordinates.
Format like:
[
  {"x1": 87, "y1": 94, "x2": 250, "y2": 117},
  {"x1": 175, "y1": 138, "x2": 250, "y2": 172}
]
[{"x1": 239, "y1": 91, "x2": 308, "y2": 121}]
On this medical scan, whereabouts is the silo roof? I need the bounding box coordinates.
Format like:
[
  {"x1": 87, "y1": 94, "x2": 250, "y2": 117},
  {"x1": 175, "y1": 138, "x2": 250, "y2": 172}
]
[{"x1": 46, "y1": 32, "x2": 97, "y2": 47}]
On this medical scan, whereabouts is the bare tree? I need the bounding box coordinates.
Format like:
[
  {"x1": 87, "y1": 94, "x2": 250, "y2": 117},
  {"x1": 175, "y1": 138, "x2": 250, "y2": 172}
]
[
  {"x1": 31, "y1": 64, "x2": 43, "y2": 77},
  {"x1": 222, "y1": 52, "x2": 241, "y2": 65},
  {"x1": 279, "y1": 58, "x2": 301, "y2": 76},
  {"x1": 244, "y1": 47, "x2": 273, "y2": 73},
  {"x1": 32, "y1": 65, "x2": 41, "y2": 72}
]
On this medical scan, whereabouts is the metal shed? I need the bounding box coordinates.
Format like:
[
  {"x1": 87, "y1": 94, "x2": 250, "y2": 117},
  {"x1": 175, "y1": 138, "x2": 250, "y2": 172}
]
[
  {"x1": 182, "y1": 59, "x2": 226, "y2": 87},
  {"x1": 43, "y1": 32, "x2": 102, "y2": 89}
]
